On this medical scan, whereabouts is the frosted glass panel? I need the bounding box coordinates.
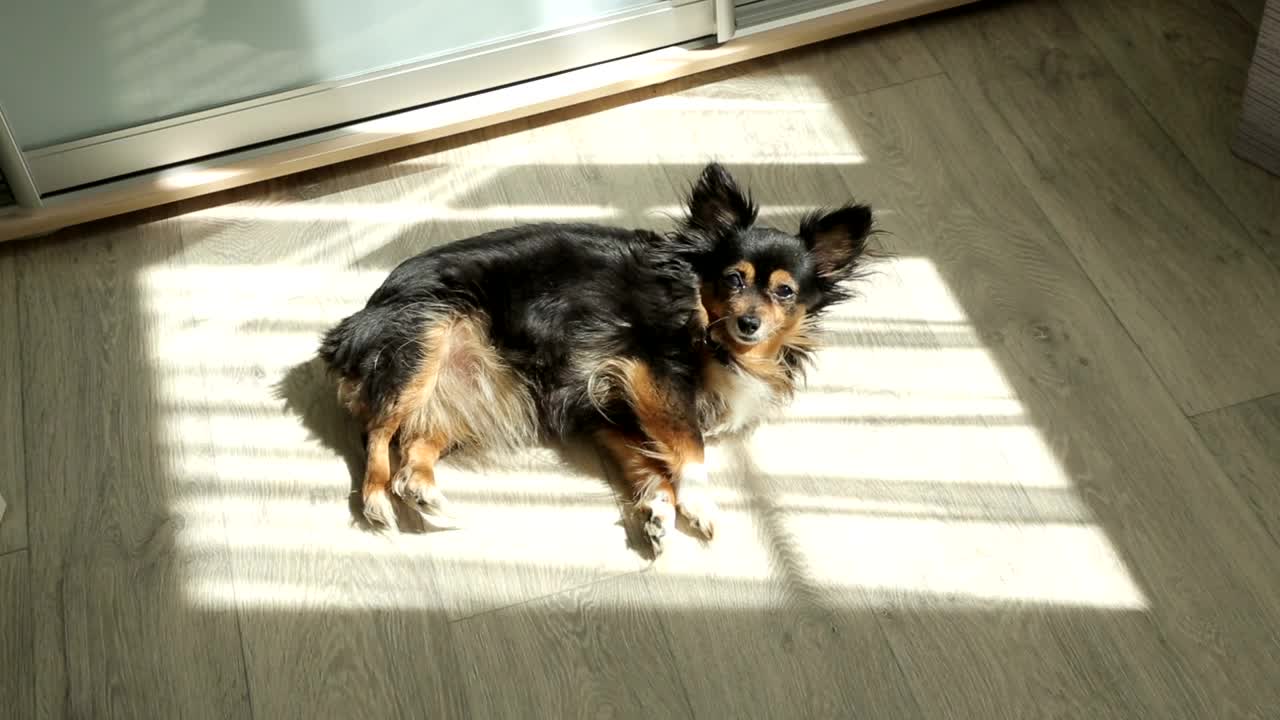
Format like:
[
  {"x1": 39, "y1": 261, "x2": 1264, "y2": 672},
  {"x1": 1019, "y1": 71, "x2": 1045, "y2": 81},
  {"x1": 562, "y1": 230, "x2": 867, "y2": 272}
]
[{"x1": 0, "y1": 0, "x2": 658, "y2": 149}]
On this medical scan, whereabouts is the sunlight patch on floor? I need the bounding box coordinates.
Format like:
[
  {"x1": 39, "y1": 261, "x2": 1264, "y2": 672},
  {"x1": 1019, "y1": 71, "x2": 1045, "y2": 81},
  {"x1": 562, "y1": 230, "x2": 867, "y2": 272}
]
[
  {"x1": 156, "y1": 167, "x2": 246, "y2": 189},
  {"x1": 140, "y1": 235, "x2": 1148, "y2": 614},
  {"x1": 789, "y1": 514, "x2": 1146, "y2": 609},
  {"x1": 185, "y1": 203, "x2": 619, "y2": 223}
]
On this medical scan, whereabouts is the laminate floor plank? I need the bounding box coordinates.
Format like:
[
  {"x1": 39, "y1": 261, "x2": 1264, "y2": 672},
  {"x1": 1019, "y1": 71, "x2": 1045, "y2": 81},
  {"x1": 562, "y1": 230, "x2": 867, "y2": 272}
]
[
  {"x1": 0, "y1": 551, "x2": 33, "y2": 720},
  {"x1": 825, "y1": 71, "x2": 1280, "y2": 718},
  {"x1": 17, "y1": 217, "x2": 252, "y2": 720},
  {"x1": 766, "y1": 20, "x2": 942, "y2": 100},
  {"x1": 720, "y1": 18, "x2": 943, "y2": 102},
  {"x1": 0, "y1": 250, "x2": 26, "y2": 554},
  {"x1": 167, "y1": 169, "x2": 471, "y2": 719},
  {"x1": 626, "y1": 434, "x2": 927, "y2": 720},
  {"x1": 919, "y1": 0, "x2": 1280, "y2": 415},
  {"x1": 1065, "y1": 0, "x2": 1280, "y2": 268},
  {"x1": 1192, "y1": 393, "x2": 1280, "y2": 548},
  {"x1": 451, "y1": 576, "x2": 695, "y2": 720},
  {"x1": 630, "y1": 17, "x2": 941, "y2": 112}
]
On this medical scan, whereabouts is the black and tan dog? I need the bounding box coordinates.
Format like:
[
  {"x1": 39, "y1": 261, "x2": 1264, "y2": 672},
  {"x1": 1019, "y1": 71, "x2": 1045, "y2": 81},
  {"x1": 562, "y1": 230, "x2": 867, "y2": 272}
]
[{"x1": 320, "y1": 163, "x2": 874, "y2": 552}]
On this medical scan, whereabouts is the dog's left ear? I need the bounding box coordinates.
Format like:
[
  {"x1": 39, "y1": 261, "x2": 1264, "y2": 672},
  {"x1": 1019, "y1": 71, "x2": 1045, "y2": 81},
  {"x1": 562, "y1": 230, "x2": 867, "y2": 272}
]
[
  {"x1": 800, "y1": 204, "x2": 874, "y2": 281},
  {"x1": 685, "y1": 162, "x2": 758, "y2": 236}
]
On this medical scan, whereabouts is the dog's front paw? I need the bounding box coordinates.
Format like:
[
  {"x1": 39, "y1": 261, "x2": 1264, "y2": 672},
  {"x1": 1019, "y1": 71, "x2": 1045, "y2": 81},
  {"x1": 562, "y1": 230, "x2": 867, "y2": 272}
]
[
  {"x1": 677, "y1": 486, "x2": 719, "y2": 540},
  {"x1": 639, "y1": 492, "x2": 677, "y2": 556}
]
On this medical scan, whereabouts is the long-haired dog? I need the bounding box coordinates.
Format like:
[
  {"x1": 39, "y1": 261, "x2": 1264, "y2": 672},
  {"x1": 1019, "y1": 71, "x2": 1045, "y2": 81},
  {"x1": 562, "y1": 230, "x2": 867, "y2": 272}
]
[{"x1": 319, "y1": 162, "x2": 874, "y2": 552}]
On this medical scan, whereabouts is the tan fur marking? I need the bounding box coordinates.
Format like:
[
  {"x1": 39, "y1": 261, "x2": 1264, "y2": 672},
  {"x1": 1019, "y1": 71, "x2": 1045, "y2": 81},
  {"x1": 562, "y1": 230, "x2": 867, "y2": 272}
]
[
  {"x1": 391, "y1": 430, "x2": 456, "y2": 520},
  {"x1": 597, "y1": 429, "x2": 671, "y2": 502},
  {"x1": 713, "y1": 303, "x2": 814, "y2": 390},
  {"x1": 745, "y1": 303, "x2": 812, "y2": 361},
  {"x1": 362, "y1": 423, "x2": 400, "y2": 506},
  {"x1": 399, "y1": 313, "x2": 538, "y2": 449},
  {"x1": 768, "y1": 269, "x2": 796, "y2": 294},
  {"x1": 614, "y1": 361, "x2": 705, "y2": 476},
  {"x1": 729, "y1": 260, "x2": 755, "y2": 285},
  {"x1": 359, "y1": 311, "x2": 536, "y2": 522},
  {"x1": 400, "y1": 431, "x2": 449, "y2": 483},
  {"x1": 358, "y1": 319, "x2": 452, "y2": 519},
  {"x1": 696, "y1": 299, "x2": 818, "y2": 436}
]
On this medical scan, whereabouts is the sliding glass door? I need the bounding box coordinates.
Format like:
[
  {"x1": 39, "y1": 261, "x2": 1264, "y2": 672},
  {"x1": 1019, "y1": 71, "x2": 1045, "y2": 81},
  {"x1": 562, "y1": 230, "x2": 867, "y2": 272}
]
[
  {"x1": 0, "y1": 1, "x2": 714, "y2": 195},
  {"x1": 0, "y1": 0, "x2": 905, "y2": 205}
]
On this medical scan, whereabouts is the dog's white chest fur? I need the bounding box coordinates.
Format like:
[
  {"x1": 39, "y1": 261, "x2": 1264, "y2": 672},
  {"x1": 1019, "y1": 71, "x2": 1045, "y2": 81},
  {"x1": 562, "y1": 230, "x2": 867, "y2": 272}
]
[{"x1": 699, "y1": 361, "x2": 786, "y2": 438}]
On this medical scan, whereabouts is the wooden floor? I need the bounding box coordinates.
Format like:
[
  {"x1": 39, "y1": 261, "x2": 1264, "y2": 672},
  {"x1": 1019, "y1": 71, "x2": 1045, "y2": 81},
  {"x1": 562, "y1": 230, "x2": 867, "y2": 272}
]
[{"x1": 4, "y1": 1, "x2": 1280, "y2": 717}]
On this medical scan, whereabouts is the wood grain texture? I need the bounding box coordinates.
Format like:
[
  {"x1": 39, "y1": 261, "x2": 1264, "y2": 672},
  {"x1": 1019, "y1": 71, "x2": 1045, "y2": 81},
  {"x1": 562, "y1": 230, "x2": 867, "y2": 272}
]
[
  {"x1": 17, "y1": 218, "x2": 251, "y2": 719},
  {"x1": 452, "y1": 577, "x2": 694, "y2": 720},
  {"x1": 1192, "y1": 393, "x2": 1280, "y2": 548},
  {"x1": 919, "y1": 0, "x2": 1280, "y2": 415},
  {"x1": 827, "y1": 72, "x2": 1280, "y2": 719},
  {"x1": 169, "y1": 171, "x2": 470, "y2": 719},
  {"x1": 628, "y1": 437, "x2": 924, "y2": 720},
  {"x1": 1065, "y1": 0, "x2": 1280, "y2": 267},
  {"x1": 0, "y1": 551, "x2": 32, "y2": 720},
  {"x1": 0, "y1": 250, "x2": 25, "y2": 554},
  {"x1": 750, "y1": 19, "x2": 942, "y2": 100}
]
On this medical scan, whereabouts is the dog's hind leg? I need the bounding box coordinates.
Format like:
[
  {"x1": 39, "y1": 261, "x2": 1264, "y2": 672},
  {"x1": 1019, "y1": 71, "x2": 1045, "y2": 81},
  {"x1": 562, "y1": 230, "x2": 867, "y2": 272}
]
[
  {"x1": 361, "y1": 417, "x2": 403, "y2": 529},
  {"x1": 392, "y1": 430, "x2": 458, "y2": 528},
  {"x1": 362, "y1": 317, "x2": 453, "y2": 528}
]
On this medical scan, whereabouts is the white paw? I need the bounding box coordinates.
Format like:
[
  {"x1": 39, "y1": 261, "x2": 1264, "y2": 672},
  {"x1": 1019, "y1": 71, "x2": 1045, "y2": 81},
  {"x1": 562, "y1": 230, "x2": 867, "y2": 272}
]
[
  {"x1": 362, "y1": 488, "x2": 397, "y2": 530},
  {"x1": 390, "y1": 466, "x2": 412, "y2": 498},
  {"x1": 639, "y1": 493, "x2": 677, "y2": 555},
  {"x1": 677, "y1": 485, "x2": 719, "y2": 540},
  {"x1": 392, "y1": 468, "x2": 460, "y2": 529}
]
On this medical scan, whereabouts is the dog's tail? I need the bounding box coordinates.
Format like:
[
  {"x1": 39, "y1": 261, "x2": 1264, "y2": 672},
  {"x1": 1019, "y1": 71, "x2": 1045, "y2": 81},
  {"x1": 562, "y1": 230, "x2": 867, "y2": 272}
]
[{"x1": 318, "y1": 306, "x2": 395, "y2": 379}]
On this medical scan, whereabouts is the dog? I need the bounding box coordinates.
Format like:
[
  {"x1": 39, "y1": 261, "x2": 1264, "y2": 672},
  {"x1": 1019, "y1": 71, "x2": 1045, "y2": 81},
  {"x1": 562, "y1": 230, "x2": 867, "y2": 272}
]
[{"x1": 319, "y1": 162, "x2": 875, "y2": 552}]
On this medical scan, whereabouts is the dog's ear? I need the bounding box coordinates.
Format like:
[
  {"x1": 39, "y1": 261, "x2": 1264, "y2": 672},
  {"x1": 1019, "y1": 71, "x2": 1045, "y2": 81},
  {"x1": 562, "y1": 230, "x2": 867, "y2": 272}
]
[
  {"x1": 685, "y1": 162, "x2": 757, "y2": 235},
  {"x1": 800, "y1": 204, "x2": 874, "y2": 281}
]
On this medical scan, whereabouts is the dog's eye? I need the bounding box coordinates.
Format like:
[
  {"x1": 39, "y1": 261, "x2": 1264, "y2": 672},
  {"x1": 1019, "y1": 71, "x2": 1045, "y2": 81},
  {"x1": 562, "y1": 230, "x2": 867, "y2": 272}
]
[
  {"x1": 775, "y1": 285, "x2": 795, "y2": 299},
  {"x1": 725, "y1": 272, "x2": 746, "y2": 290}
]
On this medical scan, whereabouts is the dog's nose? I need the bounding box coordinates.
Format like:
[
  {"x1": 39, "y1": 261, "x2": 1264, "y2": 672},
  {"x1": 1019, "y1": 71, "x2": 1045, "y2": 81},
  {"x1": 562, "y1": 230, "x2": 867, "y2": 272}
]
[{"x1": 737, "y1": 315, "x2": 762, "y2": 335}]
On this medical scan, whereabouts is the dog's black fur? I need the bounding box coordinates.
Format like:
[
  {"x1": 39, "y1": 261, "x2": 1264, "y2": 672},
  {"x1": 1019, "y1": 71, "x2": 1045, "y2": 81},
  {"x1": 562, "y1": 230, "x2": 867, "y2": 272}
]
[
  {"x1": 318, "y1": 162, "x2": 875, "y2": 549},
  {"x1": 320, "y1": 220, "x2": 702, "y2": 439}
]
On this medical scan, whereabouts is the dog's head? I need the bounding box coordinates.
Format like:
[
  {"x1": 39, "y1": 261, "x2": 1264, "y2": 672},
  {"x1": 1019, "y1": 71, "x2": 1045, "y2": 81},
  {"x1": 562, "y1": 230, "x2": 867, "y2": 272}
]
[{"x1": 680, "y1": 163, "x2": 875, "y2": 354}]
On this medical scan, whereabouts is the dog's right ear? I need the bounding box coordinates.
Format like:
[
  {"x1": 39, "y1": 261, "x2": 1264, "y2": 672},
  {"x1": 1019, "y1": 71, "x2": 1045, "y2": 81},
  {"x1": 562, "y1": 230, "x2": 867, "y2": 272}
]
[{"x1": 684, "y1": 162, "x2": 758, "y2": 236}]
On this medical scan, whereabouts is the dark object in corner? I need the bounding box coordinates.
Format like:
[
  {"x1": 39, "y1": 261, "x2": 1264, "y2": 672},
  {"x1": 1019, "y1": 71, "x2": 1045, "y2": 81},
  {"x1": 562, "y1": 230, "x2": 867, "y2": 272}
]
[{"x1": 1234, "y1": 0, "x2": 1280, "y2": 177}]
